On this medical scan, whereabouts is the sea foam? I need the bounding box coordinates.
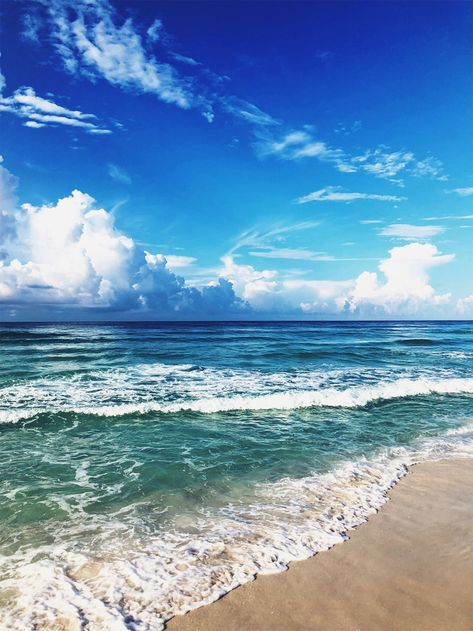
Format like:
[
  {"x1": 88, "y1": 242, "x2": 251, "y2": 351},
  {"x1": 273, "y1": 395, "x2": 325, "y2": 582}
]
[
  {"x1": 1, "y1": 374, "x2": 473, "y2": 424},
  {"x1": 2, "y1": 425, "x2": 473, "y2": 631}
]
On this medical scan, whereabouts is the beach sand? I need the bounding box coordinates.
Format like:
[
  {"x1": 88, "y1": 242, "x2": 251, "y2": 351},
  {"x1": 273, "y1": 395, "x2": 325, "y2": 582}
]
[{"x1": 168, "y1": 458, "x2": 473, "y2": 631}]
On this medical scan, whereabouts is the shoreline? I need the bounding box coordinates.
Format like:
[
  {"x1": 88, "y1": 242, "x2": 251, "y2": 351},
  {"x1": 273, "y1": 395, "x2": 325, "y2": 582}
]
[{"x1": 168, "y1": 457, "x2": 473, "y2": 631}]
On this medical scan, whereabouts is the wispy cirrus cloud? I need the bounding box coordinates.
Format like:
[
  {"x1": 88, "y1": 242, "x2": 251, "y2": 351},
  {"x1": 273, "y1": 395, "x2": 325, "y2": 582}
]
[
  {"x1": 258, "y1": 129, "x2": 446, "y2": 184},
  {"x1": 0, "y1": 85, "x2": 111, "y2": 134},
  {"x1": 221, "y1": 97, "x2": 279, "y2": 127},
  {"x1": 248, "y1": 247, "x2": 334, "y2": 262},
  {"x1": 107, "y1": 163, "x2": 131, "y2": 184},
  {"x1": 352, "y1": 148, "x2": 414, "y2": 181},
  {"x1": 379, "y1": 223, "x2": 445, "y2": 240},
  {"x1": 256, "y1": 129, "x2": 355, "y2": 173},
  {"x1": 423, "y1": 213, "x2": 473, "y2": 221},
  {"x1": 248, "y1": 247, "x2": 377, "y2": 262},
  {"x1": 40, "y1": 0, "x2": 215, "y2": 120},
  {"x1": 15, "y1": 0, "x2": 449, "y2": 196},
  {"x1": 447, "y1": 187, "x2": 473, "y2": 197},
  {"x1": 412, "y1": 157, "x2": 447, "y2": 180},
  {"x1": 351, "y1": 150, "x2": 447, "y2": 184},
  {"x1": 21, "y1": 8, "x2": 43, "y2": 44},
  {"x1": 334, "y1": 120, "x2": 361, "y2": 136},
  {"x1": 295, "y1": 186, "x2": 405, "y2": 204},
  {"x1": 228, "y1": 221, "x2": 322, "y2": 257},
  {"x1": 15, "y1": 0, "x2": 449, "y2": 193}
]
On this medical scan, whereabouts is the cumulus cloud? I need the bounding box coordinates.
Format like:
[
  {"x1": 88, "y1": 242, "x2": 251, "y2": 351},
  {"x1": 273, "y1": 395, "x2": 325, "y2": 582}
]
[
  {"x1": 348, "y1": 243, "x2": 454, "y2": 315},
  {"x1": 379, "y1": 223, "x2": 445, "y2": 240},
  {"x1": 219, "y1": 243, "x2": 455, "y2": 317},
  {"x1": 0, "y1": 159, "x2": 460, "y2": 320},
  {"x1": 295, "y1": 186, "x2": 405, "y2": 204},
  {"x1": 163, "y1": 255, "x2": 197, "y2": 269},
  {"x1": 0, "y1": 163, "x2": 246, "y2": 318},
  {"x1": 0, "y1": 85, "x2": 111, "y2": 133},
  {"x1": 457, "y1": 294, "x2": 473, "y2": 315}
]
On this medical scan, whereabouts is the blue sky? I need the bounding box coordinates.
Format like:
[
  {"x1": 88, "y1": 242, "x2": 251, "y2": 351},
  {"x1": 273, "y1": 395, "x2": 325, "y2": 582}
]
[{"x1": 0, "y1": 0, "x2": 472, "y2": 320}]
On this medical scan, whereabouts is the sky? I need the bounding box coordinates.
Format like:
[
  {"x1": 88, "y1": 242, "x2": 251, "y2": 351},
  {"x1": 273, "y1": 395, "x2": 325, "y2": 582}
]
[{"x1": 0, "y1": 0, "x2": 472, "y2": 321}]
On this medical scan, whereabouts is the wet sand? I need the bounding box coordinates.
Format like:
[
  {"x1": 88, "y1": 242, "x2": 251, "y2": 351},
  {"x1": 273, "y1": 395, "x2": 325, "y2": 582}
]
[{"x1": 168, "y1": 458, "x2": 473, "y2": 631}]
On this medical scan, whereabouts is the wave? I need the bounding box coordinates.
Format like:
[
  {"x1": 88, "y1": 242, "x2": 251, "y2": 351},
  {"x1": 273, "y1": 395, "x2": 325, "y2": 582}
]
[
  {"x1": 2, "y1": 376, "x2": 473, "y2": 425},
  {"x1": 2, "y1": 423, "x2": 473, "y2": 631}
]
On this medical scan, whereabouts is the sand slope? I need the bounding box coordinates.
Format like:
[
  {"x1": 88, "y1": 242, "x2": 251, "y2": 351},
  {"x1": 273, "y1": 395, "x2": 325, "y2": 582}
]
[{"x1": 168, "y1": 459, "x2": 473, "y2": 631}]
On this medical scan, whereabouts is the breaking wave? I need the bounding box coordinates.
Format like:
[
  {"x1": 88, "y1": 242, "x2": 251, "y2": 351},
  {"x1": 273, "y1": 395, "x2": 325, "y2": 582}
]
[{"x1": 1, "y1": 375, "x2": 473, "y2": 425}]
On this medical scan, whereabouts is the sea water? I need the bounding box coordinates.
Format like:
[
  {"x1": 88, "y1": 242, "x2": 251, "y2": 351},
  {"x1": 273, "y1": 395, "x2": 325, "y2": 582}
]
[{"x1": 1, "y1": 321, "x2": 472, "y2": 630}]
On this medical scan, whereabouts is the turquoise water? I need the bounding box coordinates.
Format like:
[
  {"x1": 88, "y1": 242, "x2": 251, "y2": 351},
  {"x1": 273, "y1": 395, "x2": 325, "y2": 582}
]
[{"x1": 1, "y1": 321, "x2": 473, "y2": 630}]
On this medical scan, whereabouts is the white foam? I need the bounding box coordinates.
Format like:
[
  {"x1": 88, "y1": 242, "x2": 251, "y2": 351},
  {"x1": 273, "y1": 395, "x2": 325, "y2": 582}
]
[
  {"x1": 2, "y1": 375, "x2": 473, "y2": 424},
  {"x1": 1, "y1": 426, "x2": 473, "y2": 631}
]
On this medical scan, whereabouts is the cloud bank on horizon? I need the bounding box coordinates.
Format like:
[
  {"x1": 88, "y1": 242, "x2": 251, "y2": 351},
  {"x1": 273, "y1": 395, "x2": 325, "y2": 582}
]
[
  {"x1": 0, "y1": 0, "x2": 472, "y2": 319},
  {"x1": 1, "y1": 157, "x2": 469, "y2": 320}
]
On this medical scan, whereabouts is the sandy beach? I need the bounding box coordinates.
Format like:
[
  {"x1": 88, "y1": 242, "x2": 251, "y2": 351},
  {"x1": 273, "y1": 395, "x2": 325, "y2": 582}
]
[{"x1": 168, "y1": 458, "x2": 473, "y2": 631}]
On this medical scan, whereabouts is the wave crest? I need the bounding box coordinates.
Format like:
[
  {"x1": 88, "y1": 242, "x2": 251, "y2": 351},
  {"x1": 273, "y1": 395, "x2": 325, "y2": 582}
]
[{"x1": 2, "y1": 376, "x2": 473, "y2": 424}]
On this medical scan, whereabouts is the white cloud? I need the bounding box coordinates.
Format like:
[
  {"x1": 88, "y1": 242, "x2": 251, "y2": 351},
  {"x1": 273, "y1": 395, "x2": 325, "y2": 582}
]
[
  {"x1": 350, "y1": 148, "x2": 446, "y2": 184},
  {"x1": 219, "y1": 242, "x2": 454, "y2": 317},
  {"x1": 295, "y1": 186, "x2": 405, "y2": 204},
  {"x1": 457, "y1": 294, "x2": 473, "y2": 315},
  {"x1": 424, "y1": 214, "x2": 473, "y2": 220},
  {"x1": 360, "y1": 219, "x2": 383, "y2": 224},
  {"x1": 146, "y1": 18, "x2": 163, "y2": 43},
  {"x1": 21, "y1": 9, "x2": 43, "y2": 44},
  {"x1": 412, "y1": 157, "x2": 447, "y2": 180},
  {"x1": 248, "y1": 247, "x2": 334, "y2": 261},
  {"x1": 0, "y1": 86, "x2": 111, "y2": 134},
  {"x1": 222, "y1": 97, "x2": 279, "y2": 127},
  {"x1": 448, "y1": 187, "x2": 473, "y2": 197},
  {"x1": 334, "y1": 120, "x2": 361, "y2": 136},
  {"x1": 43, "y1": 0, "x2": 213, "y2": 118},
  {"x1": 228, "y1": 221, "x2": 321, "y2": 256},
  {"x1": 257, "y1": 129, "x2": 353, "y2": 172},
  {"x1": 379, "y1": 223, "x2": 445, "y2": 240},
  {"x1": 0, "y1": 163, "x2": 245, "y2": 318},
  {"x1": 0, "y1": 161, "x2": 461, "y2": 320},
  {"x1": 352, "y1": 148, "x2": 414, "y2": 180},
  {"x1": 348, "y1": 243, "x2": 454, "y2": 314},
  {"x1": 163, "y1": 255, "x2": 197, "y2": 269},
  {"x1": 0, "y1": 159, "x2": 18, "y2": 258},
  {"x1": 0, "y1": 66, "x2": 5, "y2": 93},
  {"x1": 258, "y1": 130, "x2": 445, "y2": 183},
  {"x1": 170, "y1": 52, "x2": 201, "y2": 67}
]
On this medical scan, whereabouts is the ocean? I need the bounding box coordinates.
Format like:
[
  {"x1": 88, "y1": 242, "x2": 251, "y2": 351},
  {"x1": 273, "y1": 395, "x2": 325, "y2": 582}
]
[{"x1": 1, "y1": 321, "x2": 472, "y2": 630}]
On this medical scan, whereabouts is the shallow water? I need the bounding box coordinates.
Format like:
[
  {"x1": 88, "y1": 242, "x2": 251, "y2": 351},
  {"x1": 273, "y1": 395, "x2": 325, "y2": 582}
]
[{"x1": 1, "y1": 321, "x2": 472, "y2": 629}]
